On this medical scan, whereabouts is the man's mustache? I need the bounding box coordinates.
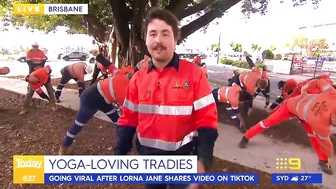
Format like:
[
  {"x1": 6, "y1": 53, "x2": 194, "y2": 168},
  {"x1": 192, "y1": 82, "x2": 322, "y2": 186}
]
[{"x1": 153, "y1": 45, "x2": 166, "y2": 50}]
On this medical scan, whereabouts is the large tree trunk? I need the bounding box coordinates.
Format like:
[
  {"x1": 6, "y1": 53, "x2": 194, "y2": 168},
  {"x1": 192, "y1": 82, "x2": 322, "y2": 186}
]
[
  {"x1": 110, "y1": 30, "x2": 117, "y2": 65},
  {"x1": 127, "y1": 0, "x2": 148, "y2": 67}
]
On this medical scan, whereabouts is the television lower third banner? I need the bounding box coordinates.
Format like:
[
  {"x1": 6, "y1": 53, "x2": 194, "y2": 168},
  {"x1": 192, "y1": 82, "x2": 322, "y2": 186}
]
[
  {"x1": 44, "y1": 173, "x2": 259, "y2": 184},
  {"x1": 13, "y1": 155, "x2": 259, "y2": 184},
  {"x1": 13, "y1": 4, "x2": 88, "y2": 15},
  {"x1": 272, "y1": 173, "x2": 323, "y2": 184}
]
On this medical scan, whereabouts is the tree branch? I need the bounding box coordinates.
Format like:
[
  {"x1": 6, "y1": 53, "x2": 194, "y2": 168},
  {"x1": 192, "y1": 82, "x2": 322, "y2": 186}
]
[
  {"x1": 165, "y1": 0, "x2": 192, "y2": 19},
  {"x1": 149, "y1": 0, "x2": 159, "y2": 7},
  {"x1": 82, "y1": 15, "x2": 107, "y2": 42},
  {"x1": 179, "y1": 0, "x2": 215, "y2": 19},
  {"x1": 178, "y1": 0, "x2": 240, "y2": 44}
]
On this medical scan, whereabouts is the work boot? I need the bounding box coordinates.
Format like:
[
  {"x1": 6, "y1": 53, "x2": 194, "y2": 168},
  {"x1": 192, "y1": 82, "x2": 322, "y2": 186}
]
[
  {"x1": 58, "y1": 146, "x2": 69, "y2": 155},
  {"x1": 19, "y1": 106, "x2": 29, "y2": 115},
  {"x1": 239, "y1": 136, "x2": 249, "y2": 149},
  {"x1": 319, "y1": 160, "x2": 334, "y2": 175}
]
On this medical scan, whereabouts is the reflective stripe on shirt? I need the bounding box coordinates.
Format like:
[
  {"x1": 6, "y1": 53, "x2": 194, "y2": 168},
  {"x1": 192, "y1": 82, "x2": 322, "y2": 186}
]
[
  {"x1": 124, "y1": 94, "x2": 214, "y2": 115},
  {"x1": 295, "y1": 95, "x2": 318, "y2": 121},
  {"x1": 322, "y1": 85, "x2": 331, "y2": 92},
  {"x1": 193, "y1": 93, "x2": 215, "y2": 111},
  {"x1": 97, "y1": 77, "x2": 116, "y2": 104},
  {"x1": 137, "y1": 130, "x2": 196, "y2": 151}
]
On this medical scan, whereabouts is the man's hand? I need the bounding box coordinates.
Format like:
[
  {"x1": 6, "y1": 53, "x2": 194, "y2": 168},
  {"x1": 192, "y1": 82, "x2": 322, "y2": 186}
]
[{"x1": 136, "y1": 55, "x2": 151, "y2": 70}]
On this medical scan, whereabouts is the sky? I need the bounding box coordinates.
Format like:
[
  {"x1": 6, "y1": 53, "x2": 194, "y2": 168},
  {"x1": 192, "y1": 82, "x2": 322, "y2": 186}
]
[{"x1": 0, "y1": 0, "x2": 336, "y2": 53}]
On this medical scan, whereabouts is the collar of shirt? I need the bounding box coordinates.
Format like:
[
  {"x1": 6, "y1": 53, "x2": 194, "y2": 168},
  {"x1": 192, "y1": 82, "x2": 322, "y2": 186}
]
[{"x1": 147, "y1": 52, "x2": 180, "y2": 73}]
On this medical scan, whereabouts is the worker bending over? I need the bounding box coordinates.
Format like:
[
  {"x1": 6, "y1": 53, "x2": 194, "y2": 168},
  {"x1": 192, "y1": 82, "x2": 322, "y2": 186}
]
[
  {"x1": 253, "y1": 65, "x2": 271, "y2": 109},
  {"x1": 268, "y1": 75, "x2": 332, "y2": 111},
  {"x1": 89, "y1": 50, "x2": 117, "y2": 85},
  {"x1": 212, "y1": 84, "x2": 253, "y2": 133},
  {"x1": 239, "y1": 78, "x2": 336, "y2": 175},
  {"x1": 228, "y1": 67, "x2": 268, "y2": 115},
  {"x1": 59, "y1": 70, "x2": 132, "y2": 155},
  {"x1": 20, "y1": 66, "x2": 57, "y2": 115},
  {"x1": 55, "y1": 62, "x2": 93, "y2": 102},
  {"x1": 268, "y1": 79, "x2": 298, "y2": 111},
  {"x1": 114, "y1": 8, "x2": 218, "y2": 189}
]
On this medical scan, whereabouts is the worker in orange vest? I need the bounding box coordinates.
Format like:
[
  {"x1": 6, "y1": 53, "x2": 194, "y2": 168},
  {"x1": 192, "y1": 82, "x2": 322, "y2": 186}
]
[
  {"x1": 229, "y1": 67, "x2": 268, "y2": 115},
  {"x1": 26, "y1": 42, "x2": 47, "y2": 74},
  {"x1": 20, "y1": 66, "x2": 58, "y2": 115},
  {"x1": 253, "y1": 66, "x2": 271, "y2": 109},
  {"x1": 268, "y1": 79, "x2": 298, "y2": 111},
  {"x1": 59, "y1": 70, "x2": 132, "y2": 155},
  {"x1": 89, "y1": 49, "x2": 116, "y2": 85},
  {"x1": 0, "y1": 67, "x2": 10, "y2": 75},
  {"x1": 239, "y1": 78, "x2": 336, "y2": 175},
  {"x1": 268, "y1": 75, "x2": 332, "y2": 112},
  {"x1": 55, "y1": 62, "x2": 94, "y2": 102},
  {"x1": 212, "y1": 84, "x2": 253, "y2": 133},
  {"x1": 114, "y1": 8, "x2": 218, "y2": 189}
]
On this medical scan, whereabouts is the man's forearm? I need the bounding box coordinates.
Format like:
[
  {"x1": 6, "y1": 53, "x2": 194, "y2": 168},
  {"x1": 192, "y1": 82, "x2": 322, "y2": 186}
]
[
  {"x1": 114, "y1": 126, "x2": 136, "y2": 155},
  {"x1": 196, "y1": 127, "x2": 218, "y2": 171}
]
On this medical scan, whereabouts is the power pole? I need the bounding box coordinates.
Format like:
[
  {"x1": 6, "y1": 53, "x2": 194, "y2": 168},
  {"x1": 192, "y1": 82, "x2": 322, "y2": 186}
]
[{"x1": 216, "y1": 32, "x2": 221, "y2": 64}]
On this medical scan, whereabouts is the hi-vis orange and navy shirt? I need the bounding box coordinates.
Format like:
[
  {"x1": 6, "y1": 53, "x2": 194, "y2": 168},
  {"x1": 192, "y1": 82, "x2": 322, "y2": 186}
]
[
  {"x1": 29, "y1": 66, "x2": 51, "y2": 95},
  {"x1": 115, "y1": 53, "x2": 218, "y2": 170}
]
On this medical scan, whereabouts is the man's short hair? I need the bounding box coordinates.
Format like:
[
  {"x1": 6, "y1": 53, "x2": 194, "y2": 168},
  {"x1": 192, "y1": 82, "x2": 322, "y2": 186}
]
[
  {"x1": 143, "y1": 7, "x2": 180, "y2": 40},
  {"x1": 126, "y1": 72, "x2": 133, "y2": 80},
  {"x1": 257, "y1": 79, "x2": 268, "y2": 89}
]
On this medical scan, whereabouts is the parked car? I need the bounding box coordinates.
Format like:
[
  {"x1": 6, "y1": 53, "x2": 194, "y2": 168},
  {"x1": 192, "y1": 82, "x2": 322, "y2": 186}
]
[{"x1": 61, "y1": 52, "x2": 89, "y2": 61}]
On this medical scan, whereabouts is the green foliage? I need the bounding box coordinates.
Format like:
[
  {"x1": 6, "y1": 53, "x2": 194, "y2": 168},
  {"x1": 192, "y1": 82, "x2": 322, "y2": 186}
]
[
  {"x1": 274, "y1": 53, "x2": 282, "y2": 60},
  {"x1": 210, "y1": 43, "x2": 220, "y2": 52},
  {"x1": 255, "y1": 63, "x2": 264, "y2": 70},
  {"x1": 220, "y1": 58, "x2": 251, "y2": 69},
  {"x1": 269, "y1": 45, "x2": 276, "y2": 52},
  {"x1": 13, "y1": 49, "x2": 20, "y2": 55},
  {"x1": 251, "y1": 43, "x2": 262, "y2": 52},
  {"x1": 220, "y1": 58, "x2": 234, "y2": 65},
  {"x1": 230, "y1": 42, "x2": 243, "y2": 52},
  {"x1": 262, "y1": 49, "x2": 274, "y2": 59},
  {"x1": 231, "y1": 61, "x2": 250, "y2": 69},
  {"x1": 285, "y1": 34, "x2": 308, "y2": 51}
]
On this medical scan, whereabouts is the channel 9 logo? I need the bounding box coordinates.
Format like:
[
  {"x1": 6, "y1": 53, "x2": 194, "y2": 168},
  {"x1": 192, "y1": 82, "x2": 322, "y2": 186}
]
[{"x1": 275, "y1": 158, "x2": 301, "y2": 171}]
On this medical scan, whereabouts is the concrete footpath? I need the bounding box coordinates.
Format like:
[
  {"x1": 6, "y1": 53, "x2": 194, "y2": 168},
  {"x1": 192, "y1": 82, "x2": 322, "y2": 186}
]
[{"x1": 0, "y1": 77, "x2": 335, "y2": 188}]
